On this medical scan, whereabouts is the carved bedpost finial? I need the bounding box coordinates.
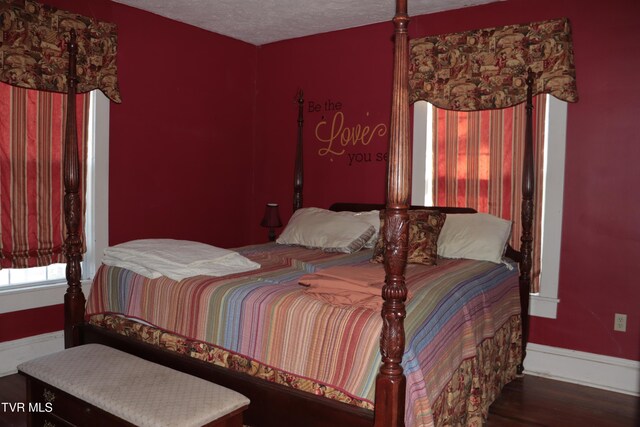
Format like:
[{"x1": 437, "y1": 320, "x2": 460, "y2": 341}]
[
  {"x1": 518, "y1": 67, "x2": 535, "y2": 374},
  {"x1": 63, "y1": 29, "x2": 85, "y2": 348},
  {"x1": 374, "y1": 1, "x2": 409, "y2": 426},
  {"x1": 293, "y1": 89, "x2": 304, "y2": 212}
]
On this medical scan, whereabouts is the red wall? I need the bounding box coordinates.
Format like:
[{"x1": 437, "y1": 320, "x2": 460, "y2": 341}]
[
  {"x1": 254, "y1": 0, "x2": 640, "y2": 361},
  {"x1": 0, "y1": 305, "x2": 63, "y2": 342},
  {"x1": 252, "y1": 23, "x2": 394, "y2": 231}
]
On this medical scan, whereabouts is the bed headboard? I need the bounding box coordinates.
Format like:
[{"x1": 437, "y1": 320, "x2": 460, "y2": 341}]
[{"x1": 329, "y1": 202, "x2": 475, "y2": 215}]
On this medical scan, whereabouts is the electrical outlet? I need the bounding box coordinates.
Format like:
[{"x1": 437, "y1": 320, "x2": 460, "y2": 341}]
[{"x1": 614, "y1": 313, "x2": 627, "y2": 332}]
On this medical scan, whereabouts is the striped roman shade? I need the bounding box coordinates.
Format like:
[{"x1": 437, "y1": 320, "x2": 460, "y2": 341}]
[
  {"x1": 0, "y1": 82, "x2": 88, "y2": 268},
  {"x1": 433, "y1": 95, "x2": 546, "y2": 291}
]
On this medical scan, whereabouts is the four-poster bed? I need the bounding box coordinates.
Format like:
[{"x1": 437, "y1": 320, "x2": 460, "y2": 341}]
[{"x1": 42, "y1": 1, "x2": 576, "y2": 426}]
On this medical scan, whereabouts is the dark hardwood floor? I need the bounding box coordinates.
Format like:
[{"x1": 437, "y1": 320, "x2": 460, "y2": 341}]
[
  {"x1": 0, "y1": 373, "x2": 637, "y2": 426},
  {"x1": 487, "y1": 376, "x2": 639, "y2": 427},
  {"x1": 0, "y1": 374, "x2": 26, "y2": 427}
]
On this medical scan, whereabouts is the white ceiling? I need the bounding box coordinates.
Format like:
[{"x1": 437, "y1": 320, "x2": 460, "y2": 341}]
[{"x1": 111, "y1": 0, "x2": 503, "y2": 46}]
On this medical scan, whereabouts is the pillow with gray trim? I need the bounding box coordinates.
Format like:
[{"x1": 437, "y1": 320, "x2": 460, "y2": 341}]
[{"x1": 276, "y1": 207, "x2": 375, "y2": 253}]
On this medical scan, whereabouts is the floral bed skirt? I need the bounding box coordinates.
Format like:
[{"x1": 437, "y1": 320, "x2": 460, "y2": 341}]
[{"x1": 89, "y1": 314, "x2": 521, "y2": 426}]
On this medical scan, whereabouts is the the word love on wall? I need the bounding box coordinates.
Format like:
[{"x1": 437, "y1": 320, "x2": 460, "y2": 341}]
[{"x1": 308, "y1": 98, "x2": 388, "y2": 166}]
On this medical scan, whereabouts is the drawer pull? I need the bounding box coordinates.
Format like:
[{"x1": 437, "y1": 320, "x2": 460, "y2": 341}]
[{"x1": 43, "y1": 388, "x2": 56, "y2": 404}]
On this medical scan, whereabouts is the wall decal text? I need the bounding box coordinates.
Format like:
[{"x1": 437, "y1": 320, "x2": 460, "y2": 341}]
[{"x1": 308, "y1": 99, "x2": 388, "y2": 166}]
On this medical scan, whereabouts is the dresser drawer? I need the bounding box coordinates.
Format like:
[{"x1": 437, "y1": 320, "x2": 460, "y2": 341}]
[{"x1": 26, "y1": 376, "x2": 135, "y2": 427}]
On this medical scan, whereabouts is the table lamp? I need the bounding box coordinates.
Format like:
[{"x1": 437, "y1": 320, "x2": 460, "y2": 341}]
[{"x1": 260, "y1": 203, "x2": 282, "y2": 242}]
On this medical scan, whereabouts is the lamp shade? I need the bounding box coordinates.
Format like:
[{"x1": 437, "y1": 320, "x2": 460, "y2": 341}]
[{"x1": 260, "y1": 203, "x2": 282, "y2": 228}]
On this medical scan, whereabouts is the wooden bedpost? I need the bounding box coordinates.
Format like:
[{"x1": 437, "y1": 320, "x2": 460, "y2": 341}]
[
  {"x1": 374, "y1": 1, "x2": 410, "y2": 426},
  {"x1": 293, "y1": 89, "x2": 304, "y2": 211},
  {"x1": 518, "y1": 69, "x2": 535, "y2": 373},
  {"x1": 63, "y1": 30, "x2": 86, "y2": 349}
]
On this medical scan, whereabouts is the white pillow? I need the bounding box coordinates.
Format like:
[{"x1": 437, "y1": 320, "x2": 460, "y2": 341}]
[
  {"x1": 342, "y1": 210, "x2": 380, "y2": 248},
  {"x1": 437, "y1": 213, "x2": 512, "y2": 264},
  {"x1": 276, "y1": 207, "x2": 375, "y2": 253}
]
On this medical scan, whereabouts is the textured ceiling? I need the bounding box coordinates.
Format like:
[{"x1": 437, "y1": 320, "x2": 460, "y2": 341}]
[{"x1": 111, "y1": 0, "x2": 502, "y2": 46}]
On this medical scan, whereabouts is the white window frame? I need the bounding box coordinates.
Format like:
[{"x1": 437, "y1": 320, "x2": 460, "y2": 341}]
[
  {"x1": 0, "y1": 90, "x2": 109, "y2": 314},
  {"x1": 411, "y1": 96, "x2": 567, "y2": 318}
]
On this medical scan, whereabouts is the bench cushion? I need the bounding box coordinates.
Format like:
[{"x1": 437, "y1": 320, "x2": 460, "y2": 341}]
[{"x1": 18, "y1": 344, "x2": 249, "y2": 427}]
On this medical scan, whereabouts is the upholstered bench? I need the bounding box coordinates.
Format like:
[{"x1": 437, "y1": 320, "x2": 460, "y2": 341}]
[{"x1": 18, "y1": 343, "x2": 250, "y2": 427}]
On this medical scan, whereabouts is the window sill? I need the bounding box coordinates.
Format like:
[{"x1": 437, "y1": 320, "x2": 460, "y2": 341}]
[
  {"x1": 0, "y1": 280, "x2": 92, "y2": 314},
  {"x1": 530, "y1": 294, "x2": 559, "y2": 319}
]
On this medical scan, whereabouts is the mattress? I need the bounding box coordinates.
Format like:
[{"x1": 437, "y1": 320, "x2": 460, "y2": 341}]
[{"x1": 86, "y1": 243, "x2": 521, "y2": 426}]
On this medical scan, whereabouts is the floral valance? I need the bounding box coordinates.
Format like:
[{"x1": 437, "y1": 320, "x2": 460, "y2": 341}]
[
  {"x1": 409, "y1": 18, "x2": 578, "y2": 111},
  {"x1": 0, "y1": 0, "x2": 121, "y2": 102}
]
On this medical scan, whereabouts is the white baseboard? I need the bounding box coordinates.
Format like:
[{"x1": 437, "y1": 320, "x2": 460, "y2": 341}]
[
  {"x1": 524, "y1": 343, "x2": 640, "y2": 396},
  {"x1": 0, "y1": 331, "x2": 64, "y2": 377}
]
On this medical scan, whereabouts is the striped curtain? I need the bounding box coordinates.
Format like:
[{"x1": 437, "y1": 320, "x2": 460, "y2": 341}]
[
  {"x1": 433, "y1": 95, "x2": 546, "y2": 292},
  {"x1": 0, "y1": 82, "x2": 89, "y2": 269}
]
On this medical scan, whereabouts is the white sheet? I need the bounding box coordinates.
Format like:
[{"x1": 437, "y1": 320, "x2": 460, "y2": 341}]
[{"x1": 102, "y1": 239, "x2": 260, "y2": 281}]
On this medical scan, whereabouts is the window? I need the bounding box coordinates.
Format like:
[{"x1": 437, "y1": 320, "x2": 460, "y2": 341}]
[
  {"x1": 0, "y1": 91, "x2": 109, "y2": 311},
  {"x1": 412, "y1": 96, "x2": 567, "y2": 318},
  {"x1": 0, "y1": 264, "x2": 66, "y2": 288}
]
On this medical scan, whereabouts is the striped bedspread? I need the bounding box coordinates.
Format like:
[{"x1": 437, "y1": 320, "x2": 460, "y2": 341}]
[{"x1": 86, "y1": 243, "x2": 521, "y2": 427}]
